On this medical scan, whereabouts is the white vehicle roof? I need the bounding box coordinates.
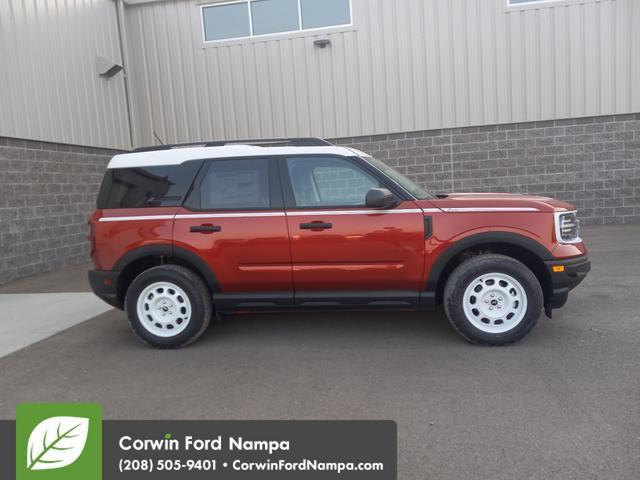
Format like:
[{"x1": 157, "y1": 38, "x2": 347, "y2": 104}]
[{"x1": 108, "y1": 145, "x2": 361, "y2": 169}]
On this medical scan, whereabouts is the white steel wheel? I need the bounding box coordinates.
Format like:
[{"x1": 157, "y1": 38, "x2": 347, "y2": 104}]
[
  {"x1": 462, "y1": 272, "x2": 528, "y2": 334},
  {"x1": 136, "y1": 281, "x2": 192, "y2": 337}
]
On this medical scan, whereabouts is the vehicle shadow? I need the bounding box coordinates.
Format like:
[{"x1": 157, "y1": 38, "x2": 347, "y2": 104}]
[{"x1": 195, "y1": 307, "x2": 462, "y2": 348}]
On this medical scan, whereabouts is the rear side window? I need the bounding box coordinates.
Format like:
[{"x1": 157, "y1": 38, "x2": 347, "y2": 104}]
[
  {"x1": 197, "y1": 158, "x2": 270, "y2": 210},
  {"x1": 97, "y1": 161, "x2": 202, "y2": 209}
]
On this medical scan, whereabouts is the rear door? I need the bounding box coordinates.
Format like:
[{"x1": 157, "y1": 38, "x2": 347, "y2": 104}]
[
  {"x1": 173, "y1": 157, "x2": 293, "y2": 310},
  {"x1": 280, "y1": 155, "x2": 426, "y2": 308}
]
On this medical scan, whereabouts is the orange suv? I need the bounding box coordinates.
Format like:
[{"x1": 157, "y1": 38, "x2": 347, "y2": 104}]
[{"x1": 88, "y1": 138, "x2": 590, "y2": 348}]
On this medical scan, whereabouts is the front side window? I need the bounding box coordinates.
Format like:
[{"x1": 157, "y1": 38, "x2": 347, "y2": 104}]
[
  {"x1": 362, "y1": 156, "x2": 433, "y2": 200},
  {"x1": 286, "y1": 157, "x2": 379, "y2": 208},
  {"x1": 198, "y1": 158, "x2": 270, "y2": 210},
  {"x1": 202, "y1": 0, "x2": 351, "y2": 43}
]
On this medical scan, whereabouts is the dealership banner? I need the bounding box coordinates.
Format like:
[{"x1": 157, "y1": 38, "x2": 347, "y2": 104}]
[{"x1": 1, "y1": 405, "x2": 396, "y2": 479}]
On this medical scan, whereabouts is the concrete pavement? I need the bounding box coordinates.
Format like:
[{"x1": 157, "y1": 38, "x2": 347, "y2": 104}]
[
  {"x1": 0, "y1": 225, "x2": 638, "y2": 479},
  {"x1": 0, "y1": 293, "x2": 111, "y2": 357},
  {"x1": 0, "y1": 264, "x2": 112, "y2": 357},
  {"x1": 0, "y1": 263, "x2": 94, "y2": 294}
]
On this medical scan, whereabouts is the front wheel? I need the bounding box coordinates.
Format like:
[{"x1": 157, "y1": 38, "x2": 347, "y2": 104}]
[
  {"x1": 125, "y1": 265, "x2": 213, "y2": 348},
  {"x1": 444, "y1": 254, "x2": 543, "y2": 345}
]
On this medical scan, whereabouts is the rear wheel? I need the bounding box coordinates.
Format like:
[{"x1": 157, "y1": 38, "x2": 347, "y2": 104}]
[
  {"x1": 125, "y1": 265, "x2": 212, "y2": 348},
  {"x1": 444, "y1": 254, "x2": 543, "y2": 345}
]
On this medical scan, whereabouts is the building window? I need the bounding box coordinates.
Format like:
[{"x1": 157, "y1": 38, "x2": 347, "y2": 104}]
[
  {"x1": 201, "y1": 0, "x2": 351, "y2": 43},
  {"x1": 508, "y1": 0, "x2": 555, "y2": 4},
  {"x1": 251, "y1": 0, "x2": 299, "y2": 35},
  {"x1": 202, "y1": 2, "x2": 251, "y2": 42},
  {"x1": 300, "y1": 0, "x2": 351, "y2": 29}
]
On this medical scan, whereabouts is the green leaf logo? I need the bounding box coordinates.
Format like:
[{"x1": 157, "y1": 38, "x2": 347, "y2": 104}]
[{"x1": 26, "y1": 416, "x2": 90, "y2": 471}]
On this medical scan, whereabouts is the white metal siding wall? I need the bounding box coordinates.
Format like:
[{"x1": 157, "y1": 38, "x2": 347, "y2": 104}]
[
  {"x1": 0, "y1": 0, "x2": 130, "y2": 149},
  {"x1": 130, "y1": 0, "x2": 639, "y2": 146}
]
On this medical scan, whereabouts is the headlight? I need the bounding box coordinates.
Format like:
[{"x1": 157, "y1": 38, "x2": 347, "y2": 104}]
[{"x1": 554, "y1": 211, "x2": 581, "y2": 243}]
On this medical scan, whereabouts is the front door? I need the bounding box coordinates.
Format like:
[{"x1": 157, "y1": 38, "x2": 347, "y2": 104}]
[
  {"x1": 281, "y1": 155, "x2": 425, "y2": 308},
  {"x1": 173, "y1": 157, "x2": 293, "y2": 310}
]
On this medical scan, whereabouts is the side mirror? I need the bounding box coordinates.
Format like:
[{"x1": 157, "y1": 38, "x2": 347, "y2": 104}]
[{"x1": 365, "y1": 188, "x2": 397, "y2": 209}]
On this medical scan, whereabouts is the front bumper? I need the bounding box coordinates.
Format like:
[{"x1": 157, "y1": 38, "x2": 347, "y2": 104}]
[
  {"x1": 544, "y1": 255, "x2": 590, "y2": 312},
  {"x1": 88, "y1": 270, "x2": 123, "y2": 309}
]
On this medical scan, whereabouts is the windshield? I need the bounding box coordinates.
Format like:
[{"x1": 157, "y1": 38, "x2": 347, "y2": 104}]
[{"x1": 362, "y1": 155, "x2": 434, "y2": 200}]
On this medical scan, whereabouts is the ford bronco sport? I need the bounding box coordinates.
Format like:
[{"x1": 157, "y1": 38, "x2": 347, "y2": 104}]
[{"x1": 88, "y1": 138, "x2": 590, "y2": 348}]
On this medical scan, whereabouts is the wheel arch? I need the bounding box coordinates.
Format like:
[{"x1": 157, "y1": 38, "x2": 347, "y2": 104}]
[
  {"x1": 113, "y1": 245, "x2": 220, "y2": 307},
  {"x1": 427, "y1": 232, "x2": 553, "y2": 307}
]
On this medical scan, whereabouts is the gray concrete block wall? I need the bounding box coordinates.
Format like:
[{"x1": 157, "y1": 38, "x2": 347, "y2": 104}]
[
  {"x1": 1, "y1": 112, "x2": 639, "y2": 285},
  {"x1": 0, "y1": 137, "x2": 119, "y2": 285},
  {"x1": 333, "y1": 113, "x2": 640, "y2": 225}
]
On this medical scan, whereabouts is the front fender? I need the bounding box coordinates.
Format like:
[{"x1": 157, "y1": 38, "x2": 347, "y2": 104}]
[{"x1": 423, "y1": 230, "x2": 553, "y2": 294}]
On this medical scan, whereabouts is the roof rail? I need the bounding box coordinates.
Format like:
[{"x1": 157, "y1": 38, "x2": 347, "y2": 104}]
[
  {"x1": 205, "y1": 137, "x2": 332, "y2": 147},
  {"x1": 132, "y1": 137, "x2": 333, "y2": 153}
]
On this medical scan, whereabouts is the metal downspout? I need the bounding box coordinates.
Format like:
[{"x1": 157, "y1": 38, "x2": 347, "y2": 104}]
[{"x1": 115, "y1": 0, "x2": 135, "y2": 149}]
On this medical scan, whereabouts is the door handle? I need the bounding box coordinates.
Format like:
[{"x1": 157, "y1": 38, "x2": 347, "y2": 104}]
[
  {"x1": 300, "y1": 222, "x2": 332, "y2": 230},
  {"x1": 190, "y1": 224, "x2": 221, "y2": 233}
]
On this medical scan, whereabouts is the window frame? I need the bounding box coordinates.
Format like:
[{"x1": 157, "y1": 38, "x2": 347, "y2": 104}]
[
  {"x1": 278, "y1": 155, "x2": 410, "y2": 210},
  {"x1": 199, "y1": 0, "x2": 353, "y2": 45},
  {"x1": 183, "y1": 156, "x2": 284, "y2": 212}
]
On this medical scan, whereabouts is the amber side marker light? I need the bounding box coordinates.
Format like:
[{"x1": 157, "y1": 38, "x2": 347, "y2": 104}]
[{"x1": 552, "y1": 265, "x2": 565, "y2": 273}]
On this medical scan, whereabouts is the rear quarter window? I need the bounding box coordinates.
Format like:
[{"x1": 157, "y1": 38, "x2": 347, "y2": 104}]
[{"x1": 97, "y1": 161, "x2": 202, "y2": 209}]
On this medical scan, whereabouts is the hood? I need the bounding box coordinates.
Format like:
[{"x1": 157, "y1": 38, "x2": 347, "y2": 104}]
[{"x1": 417, "y1": 193, "x2": 575, "y2": 213}]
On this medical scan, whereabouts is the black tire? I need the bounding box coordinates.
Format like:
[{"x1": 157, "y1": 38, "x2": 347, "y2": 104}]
[
  {"x1": 443, "y1": 254, "x2": 543, "y2": 345},
  {"x1": 125, "y1": 265, "x2": 213, "y2": 348}
]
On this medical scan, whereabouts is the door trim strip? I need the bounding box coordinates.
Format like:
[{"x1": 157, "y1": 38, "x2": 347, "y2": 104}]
[
  {"x1": 98, "y1": 215, "x2": 174, "y2": 222},
  {"x1": 176, "y1": 212, "x2": 284, "y2": 219},
  {"x1": 441, "y1": 207, "x2": 539, "y2": 212},
  {"x1": 98, "y1": 206, "x2": 538, "y2": 222},
  {"x1": 285, "y1": 208, "x2": 423, "y2": 216}
]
